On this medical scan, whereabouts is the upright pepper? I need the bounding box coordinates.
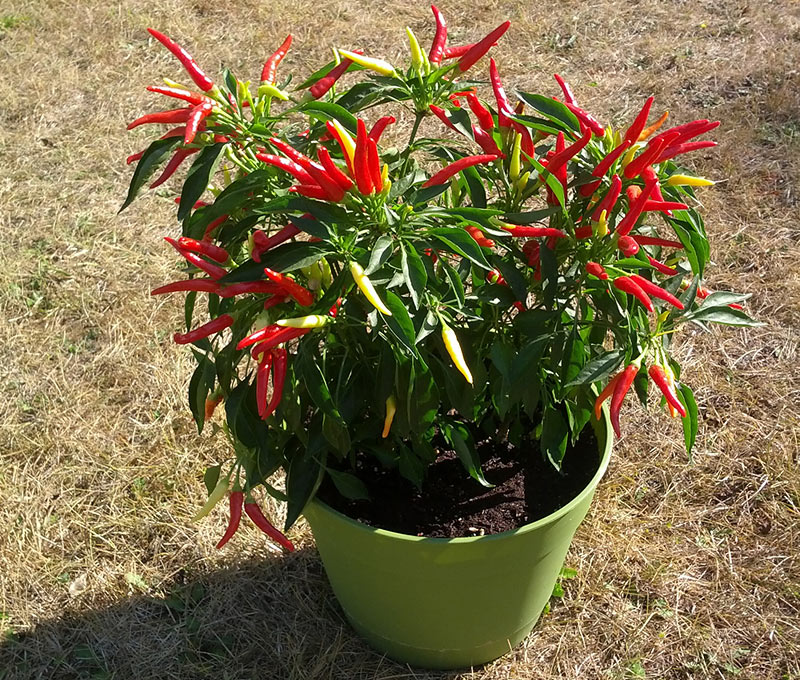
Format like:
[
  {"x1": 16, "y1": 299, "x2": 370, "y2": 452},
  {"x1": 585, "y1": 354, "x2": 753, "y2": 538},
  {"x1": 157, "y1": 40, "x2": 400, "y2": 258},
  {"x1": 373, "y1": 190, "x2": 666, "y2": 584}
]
[
  {"x1": 263, "y1": 267, "x2": 315, "y2": 306},
  {"x1": 184, "y1": 101, "x2": 214, "y2": 144},
  {"x1": 147, "y1": 28, "x2": 215, "y2": 92},
  {"x1": 337, "y1": 49, "x2": 397, "y2": 77},
  {"x1": 309, "y1": 51, "x2": 360, "y2": 99},
  {"x1": 457, "y1": 21, "x2": 511, "y2": 72},
  {"x1": 623, "y1": 96, "x2": 654, "y2": 145},
  {"x1": 428, "y1": 5, "x2": 448, "y2": 64},
  {"x1": 261, "y1": 35, "x2": 292, "y2": 84},
  {"x1": 406, "y1": 27, "x2": 429, "y2": 74},
  {"x1": 422, "y1": 154, "x2": 499, "y2": 187},
  {"x1": 127, "y1": 107, "x2": 192, "y2": 130}
]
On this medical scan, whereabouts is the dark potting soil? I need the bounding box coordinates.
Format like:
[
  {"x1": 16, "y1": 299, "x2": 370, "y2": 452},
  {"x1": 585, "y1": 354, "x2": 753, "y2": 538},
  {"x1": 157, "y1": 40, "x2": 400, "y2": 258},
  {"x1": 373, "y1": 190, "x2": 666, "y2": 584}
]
[{"x1": 316, "y1": 426, "x2": 601, "y2": 539}]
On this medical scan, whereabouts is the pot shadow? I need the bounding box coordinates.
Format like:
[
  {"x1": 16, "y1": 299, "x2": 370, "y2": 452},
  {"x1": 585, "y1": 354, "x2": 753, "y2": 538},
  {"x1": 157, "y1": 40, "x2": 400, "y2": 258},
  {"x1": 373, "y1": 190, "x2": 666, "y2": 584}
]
[{"x1": 0, "y1": 548, "x2": 483, "y2": 680}]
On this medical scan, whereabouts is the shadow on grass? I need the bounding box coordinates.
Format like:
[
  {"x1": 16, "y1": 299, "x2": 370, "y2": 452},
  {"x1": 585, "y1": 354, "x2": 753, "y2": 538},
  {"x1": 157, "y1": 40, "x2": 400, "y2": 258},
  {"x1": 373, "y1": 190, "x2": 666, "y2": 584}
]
[{"x1": 0, "y1": 548, "x2": 473, "y2": 680}]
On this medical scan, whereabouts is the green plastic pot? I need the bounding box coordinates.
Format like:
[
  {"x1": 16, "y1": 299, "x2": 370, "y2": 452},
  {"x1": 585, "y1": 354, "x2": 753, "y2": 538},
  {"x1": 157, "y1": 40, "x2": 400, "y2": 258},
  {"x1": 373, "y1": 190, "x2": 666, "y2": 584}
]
[{"x1": 303, "y1": 412, "x2": 613, "y2": 670}]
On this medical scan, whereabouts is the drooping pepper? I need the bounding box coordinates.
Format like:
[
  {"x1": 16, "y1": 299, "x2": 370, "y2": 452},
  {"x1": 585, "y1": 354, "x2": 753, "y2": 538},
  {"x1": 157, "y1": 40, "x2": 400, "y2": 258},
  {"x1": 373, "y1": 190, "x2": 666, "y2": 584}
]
[
  {"x1": 127, "y1": 107, "x2": 192, "y2": 130},
  {"x1": 631, "y1": 235, "x2": 683, "y2": 248},
  {"x1": 585, "y1": 262, "x2": 608, "y2": 280},
  {"x1": 382, "y1": 395, "x2": 397, "y2": 438},
  {"x1": 276, "y1": 314, "x2": 331, "y2": 329},
  {"x1": 193, "y1": 477, "x2": 229, "y2": 521},
  {"x1": 498, "y1": 223, "x2": 567, "y2": 239},
  {"x1": 215, "y1": 491, "x2": 244, "y2": 549},
  {"x1": 151, "y1": 278, "x2": 221, "y2": 295},
  {"x1": 441, "y1": 322, "x2": 473, "y2": 384},
  {"x1": 263, "y1": 347, "x2": 287, "y2": 420},
  {"x1": 629, "y1": 274, "x2": 684, "y2": 310},
  {"x1": 648, "y1": 365, "x2": 687, "y2": 417},
  {"x1": 255, "y1": 152, "x2": 315, "y2": 185},
  {"x1": 244, "y1": 500, "x2": 295, "y2": 551},
  {"x1": 646, "y1": 256, "x2": 678, "y2": 276},
  {"x1": 613, "y1": 276, "x2": 654, "y2": 312},
  {"x1": 350, "y1": 262, "x2": 392, "y2": 315},
  {"x1": 146, "y1": 85, "x2": 210, "y2": 106},
  {"x1": 609, "y1": 362, "x2": 640, "y2": 437},
  {"x1": 149, "y1": 148, "x2": 198, "y2": 189},
  {"x1": 165, "y1": 237, "x2": 228, "y2": 279}
]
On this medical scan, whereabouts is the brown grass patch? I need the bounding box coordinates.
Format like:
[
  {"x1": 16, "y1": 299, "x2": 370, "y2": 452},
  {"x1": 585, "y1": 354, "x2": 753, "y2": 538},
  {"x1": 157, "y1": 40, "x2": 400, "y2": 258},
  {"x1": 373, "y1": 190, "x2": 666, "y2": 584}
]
[{"x1": 1, "y1": 1, "x2": 799, "y2": 678}]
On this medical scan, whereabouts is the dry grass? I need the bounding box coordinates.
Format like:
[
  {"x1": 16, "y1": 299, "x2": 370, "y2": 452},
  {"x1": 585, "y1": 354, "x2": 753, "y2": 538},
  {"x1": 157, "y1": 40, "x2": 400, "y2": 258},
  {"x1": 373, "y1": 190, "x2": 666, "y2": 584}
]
[{"x1": 1, "y1": 0, "x2": 799, "y2": 678}]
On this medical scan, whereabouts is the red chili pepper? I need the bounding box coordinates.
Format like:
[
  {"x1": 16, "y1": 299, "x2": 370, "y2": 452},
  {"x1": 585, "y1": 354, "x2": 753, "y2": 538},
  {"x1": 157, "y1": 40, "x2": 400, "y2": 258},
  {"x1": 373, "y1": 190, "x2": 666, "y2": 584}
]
[
  {"x1": 486, "y1": 269, "x2": 505, "y2": 285},
  {"x1": 354, "y1": 119, "x2": 374, "y2": 195},
  {"x1": 150, "y1": 148, "x2": 199, "y2": 188},
  {"x1": 252, "y1": 222, "x2": 303, "y2": 262},
  {"x1": 309, "y1": 51, "x2": 361, "y2": 99},
  {"x1": 629, "y1": 274, "x2": 684, "y2": 309},
  {"x1": 615, "y1": 176, "x2": 657, "y2": 236},
  {"x1": 457, "y1": 21, "x2": 510, "y2": 72},
  {"x1": 613, "y1": 276, "x2": 654, "y2": 312},
  {"x1": 648, "y1": 365, "x2": 687, "y2": 417},
  {"x1": 594, "y1": 370, "x2": 623, "y2": 420},
  {"x1": 590, "y1": 174, "x2": 623, "y2": 222},
  {"x1": 642, "y1": 199, "x2": 689, "y2": 213},
  {"x1": 564, "y1": 102, "x2": 605, "y2": 136},
  {"x1": 429, "y1": 5, "x2": 448, "y2": 64},
  {"x1": 423, "y1": 154, "x2": 499, "y2": 188},
  {"x1": 263, "y1": 347, "x2": 287, "y2": 419},
  {"x1": 579, "y1": 142, "x2": 631, "y2": 197},
  {"x1": 147, "y1": 28, "x2": 214, "y2": 92},
  {"x1": 472, "y1": 126, "x2": 504, "y2": 157},
  {"x1": 205, "y1": 393, "x2": 223, "y2": 419},
  {"x1": 184, "y1": 101, "x2": 214, "y2": 144},
  {"x1": 305, "y1": 162, "x2": 346, "y2": 202},
  {"x1": 261, "y1": 35, "x2": 292, "y2": 84},
  {"x1": 177, "y1": 237, "x2": 228, "y2": 264},
  {"x1": 203, "y1": 215, "x2": 228, "y2": 241},
  {"x1": 263, "y1": 267, "x2": 315, "y2": 306},
  {"x1": 624, "y1": 96, "x2": 654, "y2": 145},
  {"x1": 651, "y1": 119, "x2": 719, "y2": 147},
  {"x1": 465, "y1": 225, "x2": 494, "y2": 247},
  {"x1": 368, "y1": 116, "x2": 396, "y2": 143},
  {"x1": 585, "y1": 262, "x2": 608, "y2": 280},
  {"x1": 501, "y1": 224, "x2": 567, "y2": 239},
  {"x1": 165, "y1": 237, "x2": 228, "y2": 279},
  {"x1": 244, "y1": 501, "x2": 295, "y2": 551},
  {"x1": 146, "y1": 85, "x2": 209, "y2": 106},
  {"x1": 609, "y1": 363, "x2": 639, "y2": 436},
  {"x1": 632, "y1": 235, "x2": 682, "y2": 248},
  {"x1": 543, "y1": 128, "x2": 592, "y2": 177},
  {"x1": 255, "y1": 152, "x2": 315, "y2": 185},
  {"x1": 368, "y1": 138, "x2": 383, "y2": 192},
  {"x1": 647, "y1": 256, "x2": 678, "y2": 276},
  {"x1": 429, "y1": 104, "x2": 458, "y2": 132},
  {"x1": 127, "y1": 127, "x2": 192, "y2": 164},
  {"x1": 126, "y1": 150, "x2": 145, "y2": 165},
  {"x1": 256, "y1": 351, "x2": 274, "y2": 418},
  {"x1": 127, "y1": 107, "x2": 192, "y2": 130},
  {"x1": 238, "y1": 324, "x2": 281, "y2": 350},
  {"x1": 263, "y1": 295, "x2": 289, "y2": 311},
  {"x1": 173, "y1": 314, "x2": 234, "y2": 345},
  {"x1": 656, "y1": 140, "x2": 718, "y2": 163},
  {"x1": 151, "y1": 278, "x2": 221, "y2": 295},
  {"x1": 268, "y1": 138, "x2": 314, "y2": 171},
  {"x1": 489, "y1": 58, "x2": 513, "y2": 127},
  {"x1": 553, "y1": 74, "x2": 577, "y2": 106},
  {"x1": 288, "y1": 184, "x2": 330, "y2": 200},
  {"x1": 574, "y1": 225, "x2": 593, "y2": 239},
  {"x1": 174, "y1": 197, "x2": 208, "y2": 209},
  {"x1": 217, "y1": 281, "x2": 283, "y2": 298},
  {"x1": 442, "y1": 43, "x2": 479, "y2": 59},
  {"x1": 316, "y1": 147, "x2": 353, "y2": 191},
  {"x1": 465, "y1": 92, "x2": 495, "y2": 131},
  {"x1": 617, "y1": 235, "x2": 640, "y2": 256},
  {"x1": 216, "y1": 491, "x2": 244, "y2": 549},
  {"x1": 623, "y1": 133, "x2": 678, "y2": 179}
]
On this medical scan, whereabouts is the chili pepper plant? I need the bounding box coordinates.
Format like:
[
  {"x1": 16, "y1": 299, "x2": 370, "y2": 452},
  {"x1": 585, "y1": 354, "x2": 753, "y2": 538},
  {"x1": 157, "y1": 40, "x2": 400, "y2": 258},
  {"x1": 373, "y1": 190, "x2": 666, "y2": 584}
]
[{"x1": 123, "y1": 10, "x2": 759, "y2": 550}]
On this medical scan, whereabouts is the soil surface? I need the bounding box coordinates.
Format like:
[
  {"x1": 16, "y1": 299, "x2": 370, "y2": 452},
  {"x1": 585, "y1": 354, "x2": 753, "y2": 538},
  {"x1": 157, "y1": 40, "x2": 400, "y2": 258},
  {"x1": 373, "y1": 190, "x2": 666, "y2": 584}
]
[{"x1": 316, "y1": 426, "x2": 601, "y2": 538}]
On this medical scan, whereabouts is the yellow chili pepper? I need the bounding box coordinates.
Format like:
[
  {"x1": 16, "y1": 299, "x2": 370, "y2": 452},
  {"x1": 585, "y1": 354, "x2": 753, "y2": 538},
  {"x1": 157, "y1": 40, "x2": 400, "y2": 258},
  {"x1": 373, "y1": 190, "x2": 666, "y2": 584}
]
[
  {"x1": 350, "y1": 262, "x2": 392, "y2": 315},
  {"x1": 516, "y1": 170, "x2": 530, "y2": 194},
  {"x1": 620, "y1": 143, "x2": 639, "y2": 170},
  {"x1": 381, "y1": 164, "x2": 389, "y2": 185},
  {"x1": 441, "y1": 323, "x2": 473, "y2": 384},
  {"x1": 329, "y1": 119, "x2": 356, "y2": 167},
  {"x1": 193, "y1": 478, "x2": 228, "y2": 521},
  {"x1": 337, "y1": 49, "x2": 398, "y2": 77},
  {"x1": 382, "y1": 395, "x2": 397, "y2": 438},
  {"x1": 257, "y1": 82, "x2": 289, "y2": 100},
  {"x1": 593, "y1": 209, "x2": 608, "y2": 238},
  {"x1": 405, "y1": 27, "x2": 429, "y2": 75},
  {"x1": 665, "y1": 174, "x2": 715, "y2": 187},
  {"x1": 276, "y1": 314, "x2": 330, "y2": 328},
  {"x1": 509, "y1": 132, "x2": 522, "y2": 182}
]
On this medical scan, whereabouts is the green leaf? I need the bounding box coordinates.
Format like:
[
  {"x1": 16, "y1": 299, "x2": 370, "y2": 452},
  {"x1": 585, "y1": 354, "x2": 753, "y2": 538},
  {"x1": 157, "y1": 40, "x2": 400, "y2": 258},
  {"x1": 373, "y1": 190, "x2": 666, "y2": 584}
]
[
  {"x1": 300, "y1": 100, "x2": 359, "y2": 133},
  {"x1": 429, "y1": 227, "x2": 490, "y2": 268},
  {"x1": 203, "y1": 465, "x2": 221, "y2": 494},
  {"x1": 525, "y1": 155, "x2": 566, "y2": 211},
  {"x1": 566, "y1": 349, "x2": 625, "y2": 388},
  {"x1": 515, "y1": 92, "x2": 581, "y2": 132},
  {"x1": 326, "y1": 469, "x2": 369, "y2": 500},
  {"x1": 383, "y1": 291, "x2": 418, "y2": 356},
  {"x1": 501, "y1": 208, "x2": 559, "y2": 224},
  {"x1": 225, "y1": 380, "x2": 268, "y2": 456},
  {"x1": 461, "y1": 163, "x2": 487, "y2": 209},
  {"x1": 220, "y1": 242, "x2": 335, "y2": 283},
  {"x1": 541, "y1": 405, "x2": 568, "y2": 469},
  {"x1": 686, "y1": 306, "x2": 762, "y2": 327},
  {"x1": 119, "y1": 137, "x2": 182, "y2": 212},
  {"x1": 401, "y1": 244, "x2": 427, "y2": 309},
  {"x1": 440, "y1": 258, "x2": 466, "y2": 307},
  {"x1": 365, "y1": 235, "x2": 394, "y2": 275},
  {"x1": 442, "y1": 420, "x2": 491, "y2": 488},
  {"x1": 294, "y1": 58, "x2": 362, "y2": 90},
  {"x1": 677, "y1": 384, "x2": 698, "y2": 459},
  {"x1": 297, "y1": 349, "x2": 344, "y2": 424},
  {"x1": 322, "y1": 414, "x2": 351, "y2": 454},
  {"x1": 177, "y1": 144, "x2": 226, "y2": 221},
  {"x1": 285, "y1": 449, "x2": 325, "y2": 530},
  {"x1": 188, "y1": 359, "x2": 211, "y2": 434}
]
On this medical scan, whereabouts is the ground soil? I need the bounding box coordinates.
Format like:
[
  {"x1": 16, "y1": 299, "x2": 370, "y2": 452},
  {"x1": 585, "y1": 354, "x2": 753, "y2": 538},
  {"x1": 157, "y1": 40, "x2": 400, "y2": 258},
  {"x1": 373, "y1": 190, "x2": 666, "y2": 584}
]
[{"x1": 317, "y1": 427, "x2": 600, "y2": 538}]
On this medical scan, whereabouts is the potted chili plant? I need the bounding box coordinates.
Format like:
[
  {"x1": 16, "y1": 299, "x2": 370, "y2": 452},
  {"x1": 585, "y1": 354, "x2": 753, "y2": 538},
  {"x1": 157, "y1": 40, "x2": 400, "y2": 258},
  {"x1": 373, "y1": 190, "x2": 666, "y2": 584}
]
[{"x1": 122, "y1": 8, "x2": 758, "y2": 669}]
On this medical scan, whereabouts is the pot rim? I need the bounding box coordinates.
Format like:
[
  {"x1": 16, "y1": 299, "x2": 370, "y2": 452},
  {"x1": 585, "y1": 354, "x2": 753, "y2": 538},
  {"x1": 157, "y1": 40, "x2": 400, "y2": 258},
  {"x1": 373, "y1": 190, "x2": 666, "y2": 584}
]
[{"x1": 306, "y1": 407, "x2": 613, "y2": 544}]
